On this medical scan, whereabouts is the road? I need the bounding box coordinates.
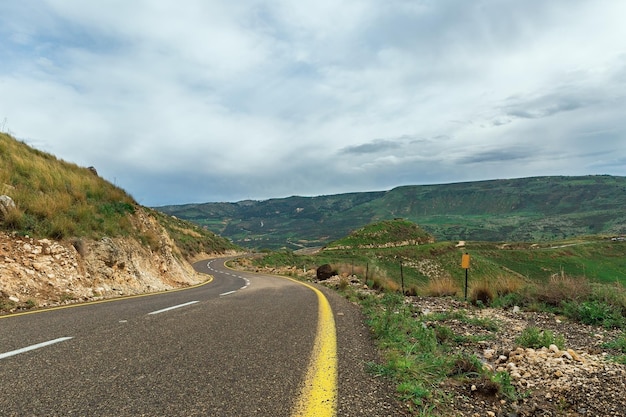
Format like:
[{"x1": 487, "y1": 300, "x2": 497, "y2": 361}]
[{"x1": 0, "y1": 257, "x2": 407, "y2": 416}]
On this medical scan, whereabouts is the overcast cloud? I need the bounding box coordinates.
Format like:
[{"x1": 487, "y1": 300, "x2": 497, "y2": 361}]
[{"x1": 1, "y1": 0, "x2": 625, "y2": 205}]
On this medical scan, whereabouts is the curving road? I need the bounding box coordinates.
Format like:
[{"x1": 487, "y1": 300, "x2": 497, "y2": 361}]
[{"x1": 0, "y1": 257, "x2": 407, "y2": 416}]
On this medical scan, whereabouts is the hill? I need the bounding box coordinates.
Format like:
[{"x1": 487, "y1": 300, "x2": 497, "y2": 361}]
[
  {"x1": 156, "y1": 175, "x2": 626, "y2": 249},
  {"x1": 0, "y1": 132, "x2": 238, "y2": 312},
  {"x1": 325, "y1": 218, "x2": 435, "y2": 250}
]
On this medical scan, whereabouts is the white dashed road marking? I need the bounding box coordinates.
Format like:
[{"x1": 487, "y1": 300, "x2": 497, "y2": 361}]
[
  {"x1": 148, "y1": 301, "x2": 199, "y2": 315},
  {"x1": 0, "y1": 337, "x2": 74, "y2": 360}
]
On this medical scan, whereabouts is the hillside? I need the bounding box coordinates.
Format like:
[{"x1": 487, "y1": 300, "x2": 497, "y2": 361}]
[
  {"x1": 240, "y1": 219, "x2": 626, "y2": 416},
  {"x1": 0, "y1": 133, "x2": 239, "y2": 312},
  {"x1": 325, "y1": 219, "x2": 435, "y2": 250},
  {"x1": 157, "y1": 175, "x2": 626, "y2": 250}
]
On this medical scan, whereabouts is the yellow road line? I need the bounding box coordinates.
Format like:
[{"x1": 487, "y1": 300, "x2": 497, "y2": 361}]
[
  {"x1": 222, "y1": 260, "x2": 338, "y2": 415},
  {"x1": 288, "y1": 280, "x2": 338, "y2": 417},
  {"x1": 0, "y1": 275, "x2": 214, "y2": 319}
]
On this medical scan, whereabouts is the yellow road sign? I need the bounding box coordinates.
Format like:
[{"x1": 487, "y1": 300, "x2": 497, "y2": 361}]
[{"x1": 461, "y1": 253, "x2": 470, "y2": 269}]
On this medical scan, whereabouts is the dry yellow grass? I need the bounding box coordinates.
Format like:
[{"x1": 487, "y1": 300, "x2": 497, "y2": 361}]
[
  {"x1": 537, "y1": 271, "x2": 592, "y2": 306},
  {"x1": 1, "y1": 132, "x2": 136, "y2": 239},
  {"x1": 424, "y1": 275, "x2": 459, "y2": 297}
]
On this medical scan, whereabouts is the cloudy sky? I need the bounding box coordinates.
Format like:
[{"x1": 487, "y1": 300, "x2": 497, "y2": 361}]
[{"x1": 1, "y1": 1, "x2": 625, "y2": 206}]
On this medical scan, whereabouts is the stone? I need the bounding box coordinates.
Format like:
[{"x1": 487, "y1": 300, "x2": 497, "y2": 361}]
[
  {"x1": 484, "y1": 349, "x2": 496, "y2": 360},
  {"x1": 316, "y1": 263, "x2": 334, "y2": 280},
  {"x1": 0, "y1": 195, "x2": 16, "y2": 220}
]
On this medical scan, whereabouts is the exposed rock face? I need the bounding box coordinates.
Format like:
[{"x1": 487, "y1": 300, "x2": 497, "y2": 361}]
[
  {"x1": 0, "y1": 195, "x2": 16, "y2": 220},
  {"x1": 0, "y1": 209, "x2": 206, "y2": 312}
]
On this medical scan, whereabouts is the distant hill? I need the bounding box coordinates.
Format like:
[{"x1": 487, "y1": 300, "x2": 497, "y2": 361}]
[
  {"x1": 156, "y1": 175, "x2": 626, "y2": 250},
  {"x1": 325, "y1": 219, "x2": 435, "y2": 250}
]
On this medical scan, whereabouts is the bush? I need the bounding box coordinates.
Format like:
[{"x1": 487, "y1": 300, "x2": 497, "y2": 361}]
[
  {"x1": 1, "y1": 206, "x2": 24, "y2": 229},
  {"x1": 603, "y1": 334, "x2": 626, "y2": 353},
  {"x1": 561, "y1": 300, "x2": 626, "y2": 329},
  {"x1": 515, "y1": 326, "x2": 565, "y2": 350},
  {"x1": 425, "y1": 276, "x2": 458, "y2": 297},
  {"x1": 471, "y1": 279, "x2": 494, "y2": 306},
  {"x1": 492, "y1": 275, "x2": 525, "y2": 300},
  {"x1": 538, "y1": 272, "x2": 591, "y2": 306}
]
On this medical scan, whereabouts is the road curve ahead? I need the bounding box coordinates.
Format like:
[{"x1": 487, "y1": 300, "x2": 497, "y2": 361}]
[{"x1": 0, "y1": 257, "x2": 407, "y2": 416}]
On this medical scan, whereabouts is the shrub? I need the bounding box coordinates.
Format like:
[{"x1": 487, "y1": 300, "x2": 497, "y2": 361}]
[
  {"x1": 603, "y1": 334, "x2": 626, "y2": 353},
  {"x1": 515, "y1": 326, "x2": 565, "y2": 350},
  {"x1": 471, "y1": 279, "x2": 494, "y2": 306},
  {"x1": 1, "y1": 206, "x2": 24, "y2": 229},
  {"x1": 590, "y1": 283, "x2": 626, "y2": 315},
  {"x1": 492, "y1": 292, "x2": 527, "y2": 309},
  {"x1": 538, "y1": 272, "x2": 591, "y2": 306},
  {"x1": 561, "y1": 300, "x2": 625, "y2": 329},
  {"x1": 492, "y1": 275, "x2": 523, "y2": 296},
  {"x1": 338, "y1": 277, "x2": 349, "y2": 291},
  {"x1": 425, "y1": 276, "x2": 458, "y2": 297}
]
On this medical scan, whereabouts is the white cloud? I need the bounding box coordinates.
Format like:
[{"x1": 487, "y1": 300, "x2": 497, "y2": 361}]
[{"x1": 0, "y1": 0, "x2": 625, "y2": 205}]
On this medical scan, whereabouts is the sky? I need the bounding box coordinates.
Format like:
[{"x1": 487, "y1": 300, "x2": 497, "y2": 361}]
[{"x1": 1, "y1": 1, "x2": 625, "y2": 206}]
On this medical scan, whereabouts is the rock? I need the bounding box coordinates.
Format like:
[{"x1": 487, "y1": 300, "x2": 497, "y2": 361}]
[
  {"x1": 316, "y1": 263, "x2": 334, "y2": 280},
  {"x1": 567, "y1": 349, "x2": 583, "y2": 362},
  {"x1": 0, "y1": 195, "x2": 16, "y2": 220},
  {"x1": 8, "y1": 295, "x2": 19, "y2": 303},
  {"x1": 484, "y1": 349, "x2": 496, "y2": 360}
]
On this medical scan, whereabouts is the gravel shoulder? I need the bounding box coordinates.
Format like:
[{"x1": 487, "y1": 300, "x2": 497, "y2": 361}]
[{"x1": 320, "y1": 286, "x2": 412, "y2": 416}]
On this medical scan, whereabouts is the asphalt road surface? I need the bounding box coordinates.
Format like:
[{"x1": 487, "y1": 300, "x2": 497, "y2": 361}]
[{"x1": 0, "y1": 257, "x2": 407, "y2": 416}]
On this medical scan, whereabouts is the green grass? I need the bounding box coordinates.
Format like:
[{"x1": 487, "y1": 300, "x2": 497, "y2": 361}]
[
  {"x1": 357, "y1": 292, "x2": 519, "y2": 414},
  {"x1": 326, "y1": 219, "x2": 433, "y2": 249},
  {"x1": 561, "y1": 300, "x2": 626, "y2": 328},
  {"x1": 1, "y1": 132, "x2": 240, "y2": 259},
  {"x1": 241, "y1": 218, "x2": 626, "y2": 414},
  {"x1": 1, "y1": 133, "x2": 137, "y2": 239},
  {"x1": 515, "y1": 327, "x2": 565, "y2": 350}
]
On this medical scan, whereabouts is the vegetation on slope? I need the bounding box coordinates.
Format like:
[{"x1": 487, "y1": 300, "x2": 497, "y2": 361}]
[
  {"x1": 0, "y1": 132, "x2": 237, "y2": 257},
  {"x1": 158, "y1": 175, "x2": 626, "y2": 250},
  {"x1": 151, "y1": 209, "x2": 238, "y2": 259},
  {"x1": 325, "y1": 219, "x2": 434, "y2": 249},
  {"x1": 1, "y1": 132, "x2": 136, "y2": 239}
]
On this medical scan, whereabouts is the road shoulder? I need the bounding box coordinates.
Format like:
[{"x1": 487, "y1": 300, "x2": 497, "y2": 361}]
[{"x1": 319, "y1": 287, "x2": 411, "y2": 417}]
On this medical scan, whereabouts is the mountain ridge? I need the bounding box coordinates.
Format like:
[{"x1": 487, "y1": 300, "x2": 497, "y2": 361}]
[{"x1": 156, "y1": 175, "x2": 626, "y2": 249}]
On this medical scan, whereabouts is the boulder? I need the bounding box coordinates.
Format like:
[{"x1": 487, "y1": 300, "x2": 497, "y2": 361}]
[
  {"x1": 0, "y1": 195, "x2": 16, "y2": 220},
  {"x1": 316, "y1": 263, "x2": 335, "y2": 281}
]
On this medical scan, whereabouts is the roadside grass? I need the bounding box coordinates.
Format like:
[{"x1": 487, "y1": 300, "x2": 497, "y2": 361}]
[
  {"x1": 358, "y1": 291, "x2": 515, "y2": 414},
  {"x1": 515, "y1": 326, "x2": 565, "y2": 350},
  {"x1": 602, "y1": 335, "x2": 626, "y2": 364}
]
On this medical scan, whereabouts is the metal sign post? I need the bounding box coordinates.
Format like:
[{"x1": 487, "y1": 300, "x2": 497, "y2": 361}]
[{"x1": 461, "y1": 253, "x2": 470, "y2": 301}]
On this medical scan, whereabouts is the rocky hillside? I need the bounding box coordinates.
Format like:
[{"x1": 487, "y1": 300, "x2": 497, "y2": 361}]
[
  {"x1": 1, "y1": 208, "x2": 221, "y2": 312},
  {"x1": 0, "y1": 133, "x2": 239, "y2": 313}
]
